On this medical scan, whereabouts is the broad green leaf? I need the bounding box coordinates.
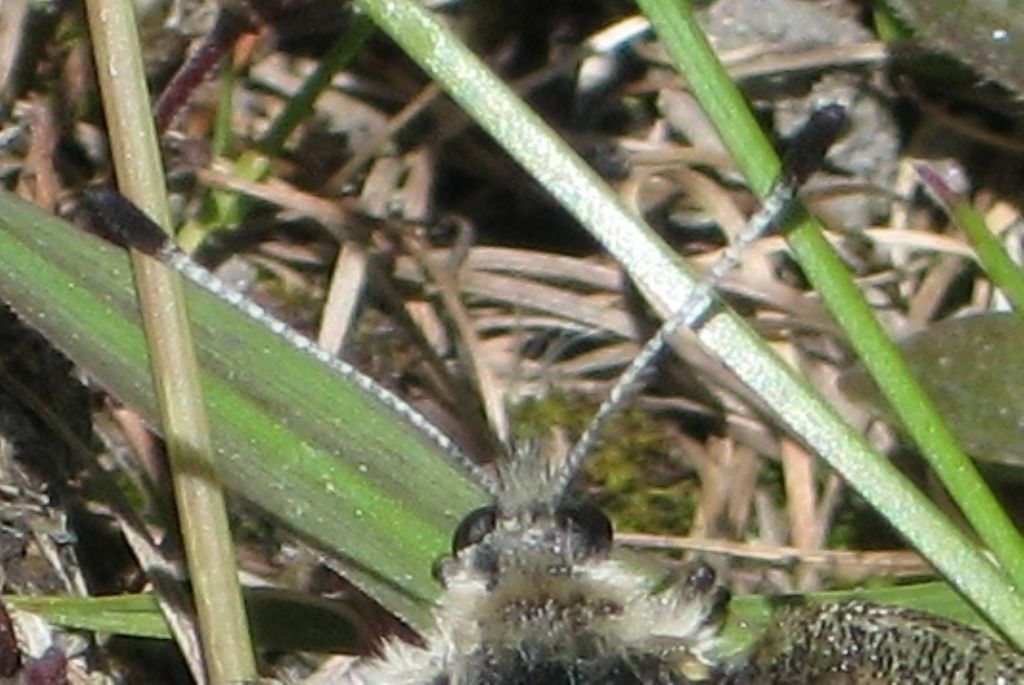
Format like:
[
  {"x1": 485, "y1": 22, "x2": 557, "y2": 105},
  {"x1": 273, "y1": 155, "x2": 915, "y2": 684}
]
[
  {"x1": 6, "y1": 594, "x2": 170, "y2": 640},
  {"x1": 882, "y1": 0, "x2": 1024, "y2": 95},
  {"x1": 8, "y1": 579, "x2": 992, "y2": 659},
  {"x1": 841, "y1": 313, "x2": 1024, "y2": 468},
  {"x1": 0, "y1": 188, "x2": 489, "y2": 630},
  {"x1": 7, "y1": 589, "x2": 362, "y2": 652}
]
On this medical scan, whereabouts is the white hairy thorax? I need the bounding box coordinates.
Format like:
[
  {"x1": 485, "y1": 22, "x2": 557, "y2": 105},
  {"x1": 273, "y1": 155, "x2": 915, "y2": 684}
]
[{"x1": 339, "y1": 444, "x2": 730, "y2": 684}]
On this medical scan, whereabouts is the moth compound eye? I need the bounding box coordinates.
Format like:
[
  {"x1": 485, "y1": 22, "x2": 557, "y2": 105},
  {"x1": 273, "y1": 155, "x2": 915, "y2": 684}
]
[
  {"x1": 686, "y1": 562, "x2": 717, "y2": 594},
  {"x1": 451, "y1": 505, "x2": 497, "y2": 555},
  {"x1": 556, "y1": 503, "x2": 613, "y2": 555},
  {"x1": 430, "y1": 556, "x2": 447, "y2": 585}
]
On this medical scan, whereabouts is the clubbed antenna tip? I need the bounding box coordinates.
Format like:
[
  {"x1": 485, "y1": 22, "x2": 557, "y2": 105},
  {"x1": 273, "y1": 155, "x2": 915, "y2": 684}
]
[
  {"x1": 552, "y1": 103, "x2": 847, "y2": 502},
  {"x1": 781, "y1": 103, "x2": 848, "y2": 190},
  {"x1": 78, "y1": 187, "x2": 499, "y2": 499},
  {"x1": 80, "y1": 187, "x2": 171, "y2": 257}
]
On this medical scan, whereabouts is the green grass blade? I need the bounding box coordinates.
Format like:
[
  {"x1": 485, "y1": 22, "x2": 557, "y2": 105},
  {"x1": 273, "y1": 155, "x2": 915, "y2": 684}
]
[
  {"x1": 7, "y1": 588, "x2": 361, "y2": 652},
  {"x1": 635, "y1": 0, "x2": 1024, "y2": 640},
  {"x1": 352, "y1": 0, "x2": 1024, "y2": 644},
  {"x1": 0, "y1": 188, "x2": 487, "y2": 630},
  {"x1": 7, "y1": 594, "x2": 171, "y2": 640},
  {"x1": 85, "y1": 0, "x2": 257, "y2": 674},
  {"x1": 916, "y1": 163, "x2": 1024, "y2": 314}
]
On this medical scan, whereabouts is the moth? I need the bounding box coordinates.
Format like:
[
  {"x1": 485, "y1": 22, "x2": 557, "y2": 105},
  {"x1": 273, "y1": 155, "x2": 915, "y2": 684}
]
[
  {"x1": 332, "y1": 101, "x2": 1024, "y2": 684},
  {"x1": 82, "y1": 104, "x2": 1024, "y2": 683},
  {"x1": 334, "y1": 104, "x2": 835, "y2": 684}
]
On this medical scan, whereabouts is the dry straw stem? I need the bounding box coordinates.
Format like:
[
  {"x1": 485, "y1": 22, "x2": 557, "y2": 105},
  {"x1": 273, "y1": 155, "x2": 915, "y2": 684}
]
[{"x1": 82, "y1": 0, "x2": 257, "y2": 680}]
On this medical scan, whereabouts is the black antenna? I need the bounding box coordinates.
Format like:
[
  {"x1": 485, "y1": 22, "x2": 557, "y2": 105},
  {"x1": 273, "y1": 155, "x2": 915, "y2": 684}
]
[
  {"x1": 80, "y1": 188, "x2": 502, "y2": 497},
  {"x1": 552, "y1": 104, "x2": 847, "y2": 499}
]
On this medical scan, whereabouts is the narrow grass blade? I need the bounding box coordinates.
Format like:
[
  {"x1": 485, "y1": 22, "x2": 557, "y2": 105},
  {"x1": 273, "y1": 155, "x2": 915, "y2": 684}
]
[{"x1": 0, "y1": 188, "x2": 488, "y2": 630}]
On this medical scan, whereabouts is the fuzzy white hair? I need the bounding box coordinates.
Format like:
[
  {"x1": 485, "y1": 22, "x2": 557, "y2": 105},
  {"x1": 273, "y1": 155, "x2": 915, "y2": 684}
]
[{"x1": 339, "y1": 452, "x2": 728, "y2": 684}]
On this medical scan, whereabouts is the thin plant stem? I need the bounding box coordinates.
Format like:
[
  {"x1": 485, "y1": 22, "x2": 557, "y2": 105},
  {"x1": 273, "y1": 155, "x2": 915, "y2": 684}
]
[
  {"x1": 917, "y1": 163, "x2": 1024, "y2": 315},
  {"x1": 636, "y1": 0, "x2": 1024, "y2": 637},
  {"x1": 83, "y1": 0, "x2": 258, "y2": 680},
  {"x1": 352, "y1": 0, "x2": 1024, "y2": 645}
]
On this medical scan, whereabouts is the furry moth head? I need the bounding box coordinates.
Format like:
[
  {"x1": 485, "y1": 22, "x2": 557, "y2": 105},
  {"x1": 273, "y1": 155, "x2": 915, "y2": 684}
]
[{"x1": 341, "y1": 440, "x2": 731, "y2": 684}]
